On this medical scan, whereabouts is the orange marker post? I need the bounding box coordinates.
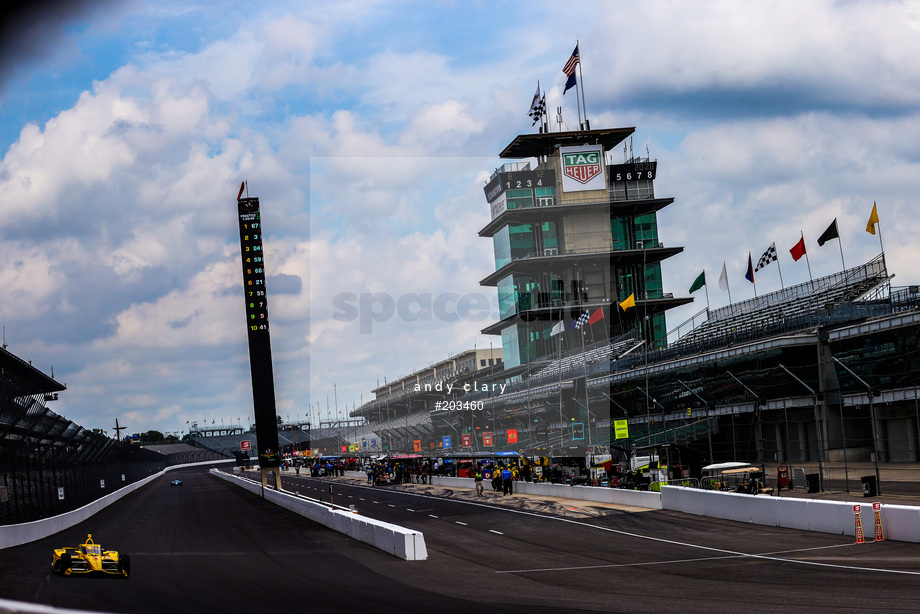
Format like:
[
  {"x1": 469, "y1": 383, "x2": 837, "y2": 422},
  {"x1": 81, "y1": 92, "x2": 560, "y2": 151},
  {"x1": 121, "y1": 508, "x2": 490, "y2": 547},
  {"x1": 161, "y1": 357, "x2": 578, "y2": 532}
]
[
  {"x1": 853, "y1": 504, "x2": 866, "y2": 544},
  {"x1": 873, "y1": 502, "x2": 885, "y2": 542}
]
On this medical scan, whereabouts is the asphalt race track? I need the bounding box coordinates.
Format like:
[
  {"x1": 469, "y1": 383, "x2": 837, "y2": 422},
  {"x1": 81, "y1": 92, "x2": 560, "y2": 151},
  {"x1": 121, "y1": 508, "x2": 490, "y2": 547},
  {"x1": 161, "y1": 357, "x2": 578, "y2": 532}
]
[{"x1": 2, "y1": 464, "x2": 920, "y2": 613}]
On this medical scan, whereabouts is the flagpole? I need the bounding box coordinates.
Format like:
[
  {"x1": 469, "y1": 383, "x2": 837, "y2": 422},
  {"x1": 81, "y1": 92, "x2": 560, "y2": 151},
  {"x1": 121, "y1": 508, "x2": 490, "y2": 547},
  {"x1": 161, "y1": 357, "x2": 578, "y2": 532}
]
[
  {"x1": 704, "y1": 274, "x2": 711, "y2": 317},
  {"x1": 874, "y1": 202, "x2": 886, "y2": 263},
  {"x1": 838, "y1": 233, "x2": 847, "y2": 271},
  {"x1": 580, "y1": 325, "x2": 592, "y2": 447},
  {"x1": 542, "y1": 93, "x2": 548, "y2": 133},
  {"x1": 775, "y1": 245, "x2": 785, "y2": 289},
  {"x1": 577, "y1": 40, "x2": 588, "y2": 129},
  {"x1": 537, "y1": 79, "x2": 542, "y2": 132},
  {"x1": 752, "y1": 253, "x2": 759, "y2": 297},
  {"x1": 801, "y1": 231, "x2": 814, "y2": 283},
  {"x1": 575, "y1": 51, "x2": 584, "y2": 129}
]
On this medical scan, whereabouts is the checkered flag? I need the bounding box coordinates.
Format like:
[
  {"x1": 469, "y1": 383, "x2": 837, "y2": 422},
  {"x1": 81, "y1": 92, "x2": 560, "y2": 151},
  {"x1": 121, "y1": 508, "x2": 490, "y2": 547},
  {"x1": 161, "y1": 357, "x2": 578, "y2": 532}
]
[
  {"x1": 755, "y1": 242, "x2": 777, "y2": 272},
  {"x1": 528, "y1": 93, "x2": 546, "y2": 126},
  {"x1": 574, "y1": 310, "x2": 590, "y2": 329}
]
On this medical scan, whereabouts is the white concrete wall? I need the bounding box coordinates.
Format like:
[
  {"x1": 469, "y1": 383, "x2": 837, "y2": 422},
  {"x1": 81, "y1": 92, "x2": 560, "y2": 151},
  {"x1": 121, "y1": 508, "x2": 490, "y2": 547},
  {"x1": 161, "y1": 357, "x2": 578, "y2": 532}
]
[
  {"x1": 0, "y1": 460, "x2": 234, "y2": 550},
  {"x1": 431, "y1": 476, "x2": 663, "y2": 509},
  {"x1": 211, "y1": 470, "x2": 427, "y2": 561},
  {"x1": 660, "y1": 486, "x2": 919, "y2": 543}
]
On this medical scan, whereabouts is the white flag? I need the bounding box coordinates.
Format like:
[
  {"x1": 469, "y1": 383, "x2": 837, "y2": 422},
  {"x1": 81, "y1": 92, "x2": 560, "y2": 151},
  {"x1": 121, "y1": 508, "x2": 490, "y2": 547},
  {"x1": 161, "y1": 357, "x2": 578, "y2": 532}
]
[
  {"x1": 550, "y1": 321, "x2": 564, "y2": 336},
  {"x1": 718, "y1": 262, "x2": 729, "y2": 291}
]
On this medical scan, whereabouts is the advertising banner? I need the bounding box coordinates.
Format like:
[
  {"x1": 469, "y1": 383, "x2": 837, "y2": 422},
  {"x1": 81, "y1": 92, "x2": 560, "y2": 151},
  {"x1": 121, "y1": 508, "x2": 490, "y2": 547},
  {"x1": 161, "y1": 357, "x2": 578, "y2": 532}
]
[{"x1": 559, "y1": 145, "x2": 606, "y2": 193}]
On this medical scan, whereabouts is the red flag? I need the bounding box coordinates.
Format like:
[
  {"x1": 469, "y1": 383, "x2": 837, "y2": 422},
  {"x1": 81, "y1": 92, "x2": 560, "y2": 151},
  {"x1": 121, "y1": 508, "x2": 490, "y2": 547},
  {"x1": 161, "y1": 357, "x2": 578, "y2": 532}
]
[
  {"x1": 790, "y1": 236, "x2": 806, "y2": 262},
  {"x1": 588, "y1": 307, "x2": 604, "y2": 325},
  {"x1": 237, "y1": 181, "x2": 245, "y2": 200}
]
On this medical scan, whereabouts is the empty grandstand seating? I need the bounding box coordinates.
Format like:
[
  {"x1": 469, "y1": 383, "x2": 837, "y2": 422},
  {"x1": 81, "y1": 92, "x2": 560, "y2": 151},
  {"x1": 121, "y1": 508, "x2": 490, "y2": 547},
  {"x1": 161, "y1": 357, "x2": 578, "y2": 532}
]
[
  {"x1": 531, "y1": 333, "x2": 644, "y2": 381},
  {"x1": 673, "y1": 255, "x2": 889, "y2": 349},
  {"x1": 142, "y1": 443, "x2": 227, "y2": 465}
]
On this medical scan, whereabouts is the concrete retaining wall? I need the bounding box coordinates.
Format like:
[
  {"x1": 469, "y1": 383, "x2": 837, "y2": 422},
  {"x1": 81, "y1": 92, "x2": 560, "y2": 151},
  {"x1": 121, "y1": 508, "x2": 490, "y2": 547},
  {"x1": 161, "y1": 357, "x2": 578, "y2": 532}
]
[
  {"x1": 0, "y1": 460, "x2": 234, "y2": 550},
  {"x1": 211, "y1": 470, "x2": 427, "y2": 560},
  {"x1": 431, "y1": 476, "x2": 663, "y2": 509},
  {"x1": 660, "y1": 486, "x2": 920, "y2": 543},
  {"x1": 337, "y1": 472, "x2": 920, "y2": 543}
]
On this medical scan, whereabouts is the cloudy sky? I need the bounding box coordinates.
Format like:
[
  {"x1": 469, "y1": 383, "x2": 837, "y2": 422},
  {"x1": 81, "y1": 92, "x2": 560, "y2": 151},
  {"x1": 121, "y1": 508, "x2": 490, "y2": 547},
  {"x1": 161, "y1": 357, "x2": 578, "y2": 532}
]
[{"x1": 2, "y1": 0, "x2": 918, "y2": 437}]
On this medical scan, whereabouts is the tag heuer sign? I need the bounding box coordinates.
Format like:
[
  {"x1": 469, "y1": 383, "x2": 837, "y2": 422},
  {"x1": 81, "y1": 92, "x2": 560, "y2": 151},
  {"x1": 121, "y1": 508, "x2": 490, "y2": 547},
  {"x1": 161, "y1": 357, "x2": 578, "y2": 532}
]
[{"x1": 559, "y1": 145, "x2": 606, "y2": 193}]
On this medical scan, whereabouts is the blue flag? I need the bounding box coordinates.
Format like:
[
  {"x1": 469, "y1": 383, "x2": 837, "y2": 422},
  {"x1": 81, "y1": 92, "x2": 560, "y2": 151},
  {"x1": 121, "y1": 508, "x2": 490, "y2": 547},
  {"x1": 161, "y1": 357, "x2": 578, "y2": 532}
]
[{"x1": 744, "y1": 253, "x2": 754, "y2": 284}]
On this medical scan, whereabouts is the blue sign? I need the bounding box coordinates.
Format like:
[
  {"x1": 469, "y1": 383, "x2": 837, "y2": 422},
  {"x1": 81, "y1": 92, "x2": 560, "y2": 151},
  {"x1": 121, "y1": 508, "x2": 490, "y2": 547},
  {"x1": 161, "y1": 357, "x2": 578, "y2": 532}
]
[
  {"x1": 370, "y1": 438, "x2": 377, "y2": 448},
  {"x1": 442, "y1": 436, "x2": 451, "y2": 448}
]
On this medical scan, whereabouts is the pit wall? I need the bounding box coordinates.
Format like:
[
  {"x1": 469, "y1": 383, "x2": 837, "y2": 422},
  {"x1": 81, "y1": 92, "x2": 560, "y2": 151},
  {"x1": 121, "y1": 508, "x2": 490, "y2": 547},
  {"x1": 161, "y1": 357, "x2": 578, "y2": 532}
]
[
  {"x1": 430, "y1": 475, "x2": 663, "y2": 509},
  {"x1": 346, "y1": 472, "x2": 920, "y2": 543},
  {"x1": 212, "y1": 470, "x2": 427, "y2": 561},
  {"x1": 0, "y1": 460, "x2": 235, "y2": 550},
  {"x1": 660, "y1": 486, "x2": 920, "y2": 543}
]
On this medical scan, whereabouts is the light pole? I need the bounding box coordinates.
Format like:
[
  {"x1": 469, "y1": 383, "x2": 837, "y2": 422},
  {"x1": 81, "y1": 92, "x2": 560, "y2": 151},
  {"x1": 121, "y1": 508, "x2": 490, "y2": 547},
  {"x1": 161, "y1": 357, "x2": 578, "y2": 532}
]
[
  {"x1": 779, "y1": 364, "x2": 826, "y2": 492},
  {"x1": 726, "y1": 371, "x2": 765, "y2": 476},
  {"x1": 832, "y1": 357, "x2": 881, "y2": 495},
  {"x1": 677, "y1": 379, "x2": 714, "y2": 464}
]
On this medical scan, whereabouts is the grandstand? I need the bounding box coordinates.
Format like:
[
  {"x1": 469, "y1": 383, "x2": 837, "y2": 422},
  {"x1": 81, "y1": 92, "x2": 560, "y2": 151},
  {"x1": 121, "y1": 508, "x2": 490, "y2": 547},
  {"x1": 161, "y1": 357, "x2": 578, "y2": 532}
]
[
  {"x1": 142, "y1": 443, "x2": 226, "y2": 465},
  {"x1": 0, "y1": 345, "x2": 170, "y2": 524},
  {"x1": 672, "y1": 254, "x2": 890, "y2": 350}
]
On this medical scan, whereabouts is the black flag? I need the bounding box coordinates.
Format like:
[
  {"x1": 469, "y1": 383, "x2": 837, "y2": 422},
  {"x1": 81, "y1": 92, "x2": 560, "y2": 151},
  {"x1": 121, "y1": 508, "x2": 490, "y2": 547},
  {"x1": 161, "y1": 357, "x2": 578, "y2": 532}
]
[{"x1": 817, "y1": 218, "x2": 839, "y2": 247}]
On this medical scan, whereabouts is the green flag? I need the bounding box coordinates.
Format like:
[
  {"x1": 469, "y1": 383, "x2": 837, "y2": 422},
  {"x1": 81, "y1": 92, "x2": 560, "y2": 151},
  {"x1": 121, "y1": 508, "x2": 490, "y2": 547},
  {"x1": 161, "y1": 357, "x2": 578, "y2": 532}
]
[{"x1": 689, "y1": 270, "x2": 706, "y2": 294}]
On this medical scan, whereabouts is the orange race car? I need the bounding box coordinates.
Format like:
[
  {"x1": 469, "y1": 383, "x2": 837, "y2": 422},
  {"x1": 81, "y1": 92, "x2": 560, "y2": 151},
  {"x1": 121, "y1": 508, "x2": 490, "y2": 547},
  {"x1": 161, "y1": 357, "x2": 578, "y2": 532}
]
[{"x1": 51, "y1": 534, "x2": 130, "y2": 578}]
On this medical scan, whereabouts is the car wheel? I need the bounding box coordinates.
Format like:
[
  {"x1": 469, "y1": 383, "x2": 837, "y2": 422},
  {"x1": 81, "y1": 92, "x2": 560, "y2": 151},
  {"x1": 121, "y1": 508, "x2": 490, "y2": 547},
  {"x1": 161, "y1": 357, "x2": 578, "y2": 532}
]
[
  {"x1": 118, "y1": 553, "x2": 130, "y2": 578},
  {"x1": 60, "y1": 553, "x2": 72, "y2": 576}
]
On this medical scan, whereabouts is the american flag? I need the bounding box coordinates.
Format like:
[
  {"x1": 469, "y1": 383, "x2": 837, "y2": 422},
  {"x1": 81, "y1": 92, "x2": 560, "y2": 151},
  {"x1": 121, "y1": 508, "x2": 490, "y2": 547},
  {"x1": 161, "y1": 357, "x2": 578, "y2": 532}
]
[
  {"x1": 563, "y1": 43, "x2": 580, "y2": 76},
  {"x1": 755, "y1": 243, "x2": 778, "y2": 272}
]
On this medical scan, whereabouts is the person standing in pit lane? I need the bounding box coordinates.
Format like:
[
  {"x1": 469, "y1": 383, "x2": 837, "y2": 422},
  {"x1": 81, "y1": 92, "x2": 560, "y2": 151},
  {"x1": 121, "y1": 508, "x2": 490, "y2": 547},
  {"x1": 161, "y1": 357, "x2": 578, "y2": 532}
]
[
  {"x1": 501, "y1": 465, "x2": 513, "y2": 496},
  {"x1": 474, "y1": 468, "x2": 484, "y2": 496}
]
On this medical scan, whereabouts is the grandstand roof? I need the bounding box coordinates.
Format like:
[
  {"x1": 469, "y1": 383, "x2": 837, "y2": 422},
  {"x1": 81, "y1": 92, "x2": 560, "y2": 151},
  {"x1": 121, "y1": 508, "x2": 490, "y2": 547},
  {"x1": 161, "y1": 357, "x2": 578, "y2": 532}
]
[
  {"x1": 0, "y1": 345, "x2": 66, "y2": 396},
  {"x1": 499, "y1": 127, "x2": 635, "y2": 159}
]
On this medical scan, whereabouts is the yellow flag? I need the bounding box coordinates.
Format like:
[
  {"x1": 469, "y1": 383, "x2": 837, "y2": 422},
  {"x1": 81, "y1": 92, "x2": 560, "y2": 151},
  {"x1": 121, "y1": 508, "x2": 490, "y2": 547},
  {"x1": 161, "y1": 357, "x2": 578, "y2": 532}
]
[
  {"x1": 866, "y1": 202, "x2": 880, "y2": 235},
  {"x1": 619, "y1": 293, "x2": 635, "y2": 311}
]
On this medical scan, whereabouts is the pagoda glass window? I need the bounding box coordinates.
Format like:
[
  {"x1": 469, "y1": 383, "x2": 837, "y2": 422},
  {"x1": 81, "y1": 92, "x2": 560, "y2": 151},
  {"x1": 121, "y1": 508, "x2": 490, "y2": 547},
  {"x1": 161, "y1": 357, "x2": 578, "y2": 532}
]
[
  {"x1": 498, "y1": 274, "x2": 543, "y2": 319},
  {"x1": 645, "y1": 263, "x2": 663, "y2": 299},
  {"x1": 509, "y1": 224, "x2": 536, "y2": 259},
  {"x1": 493, "y1": 226, "x2": 511, "y2": 269},
  {"x1": 505, "y1": 189, "x2": 533, "y2": 210},
  {"x1": 540, "y1": 221, "x2": 559, "y2": 255},
  {"x1": 501, "y1": 324, "x2": 522, "y2": 369},
  {"x1": 611, "y1": 216, "x2": 630, "y2": 250},
  {"x1": 635, "y1": 214, "x2": 659, "y2": 247}
]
